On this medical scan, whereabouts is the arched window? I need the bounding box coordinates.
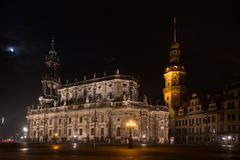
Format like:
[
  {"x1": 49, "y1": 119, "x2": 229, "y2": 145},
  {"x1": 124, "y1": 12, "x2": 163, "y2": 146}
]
[
  {"x1": 101, "y1": 115, "x2": 104, "y2": 122},
  {"x1": 117, "y1": 127, "x2": 121, "y2": 137}
]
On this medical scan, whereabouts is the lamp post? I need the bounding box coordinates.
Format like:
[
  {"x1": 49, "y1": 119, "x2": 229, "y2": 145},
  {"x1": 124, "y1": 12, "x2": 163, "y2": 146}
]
[
  {"x1": 23, "y1": 127, "x2": 28, "y2": 142},
  {"x1": 73, "y1": 134, "x2": 77, "y2": 143},
  {"x1": 126, "y1": 120, "x2": 136, "y2": 148},
  {"x1": 204, "y1": 113, "x2": 209, "y2": 144},
  {"x1": 53, "y1": 133, "x2": 58, "y2": 144}
]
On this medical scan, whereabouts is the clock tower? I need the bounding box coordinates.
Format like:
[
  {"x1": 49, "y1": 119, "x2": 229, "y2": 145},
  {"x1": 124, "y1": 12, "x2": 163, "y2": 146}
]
[{"x1": 163, "y1": 17, "x2": 186, "y2": 118}]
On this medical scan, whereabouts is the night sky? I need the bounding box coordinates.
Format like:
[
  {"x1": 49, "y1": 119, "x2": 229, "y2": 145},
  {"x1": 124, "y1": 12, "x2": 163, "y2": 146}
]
[{"x1": 0, "y1": 0, "x2": 240, "y2": 137}]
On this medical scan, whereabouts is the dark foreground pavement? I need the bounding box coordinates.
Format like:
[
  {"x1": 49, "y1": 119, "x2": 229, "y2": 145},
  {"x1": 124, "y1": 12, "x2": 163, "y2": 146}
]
[{"x1": 0, "y1": 143, "x2": 239, "y2": 160}]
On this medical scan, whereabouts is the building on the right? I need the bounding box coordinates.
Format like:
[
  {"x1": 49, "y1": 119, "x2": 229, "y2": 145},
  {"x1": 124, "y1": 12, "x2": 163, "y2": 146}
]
[
  {"x1": 221, "y1": 77, "x2": 240, "y2": 144},
  {"x1": 173, "y1": 93, "x2": 224, "y2": 144},
  {"x1": 163, "y1": 17, "x2": 240, "y2": 144}
]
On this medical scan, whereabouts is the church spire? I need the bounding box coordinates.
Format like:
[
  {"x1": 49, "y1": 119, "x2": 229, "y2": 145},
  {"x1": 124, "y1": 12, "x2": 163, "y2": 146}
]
[
  {"x1": 173, "y1": 16, "x2": 177, "y2": 43},
  {"x1": 163, "y1": 17, "x2": 187, "y2": 119},
  {"x1": 49, "y1": 37, "x2": 57, "y2": 55},
  {"x1": 51, "y1": 37, "x2": 55, "y2": 50},
  {"x1": 169, "y1": 16, "x2": 180, "y2": 64}
]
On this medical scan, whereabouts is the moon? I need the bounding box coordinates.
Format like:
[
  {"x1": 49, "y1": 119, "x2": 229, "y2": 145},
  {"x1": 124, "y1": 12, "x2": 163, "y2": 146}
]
[
  {"x1": 5, "y1": 46, "x2": 20, "y2": 56},
  {"x1": 9, "y1": 48, "x2": 14, "y2": 52},
  {"x1": 7, "y1": 47, "x2": 15, "y2": 53}
]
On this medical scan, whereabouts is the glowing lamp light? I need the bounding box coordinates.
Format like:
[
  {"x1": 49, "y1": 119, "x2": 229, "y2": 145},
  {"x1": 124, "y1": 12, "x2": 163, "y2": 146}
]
[
  {"x1": 73, "y1": 135, "x2": 77, "y2": 138},
  {"x1": 54, "y1": 133, "x2": 58, "y2": 137},
  {"x1": 126, "y1": 120, "x2": 136, "y2": 127},
  {"x1": 142, "y1": 134, "x2": 146, "y2": 138},
  {"x1": 212, "y1": 129, "x2": 216, "y2": 134},
  {"x1": 222, "y1": 137, "x2": 226, "y2": 140},
  {"x1": 228, "y1": 136, "x2": 232, "y2": 140},
  {"x1": 23, "y1": 127, "x2": 28, "y2": 132}
]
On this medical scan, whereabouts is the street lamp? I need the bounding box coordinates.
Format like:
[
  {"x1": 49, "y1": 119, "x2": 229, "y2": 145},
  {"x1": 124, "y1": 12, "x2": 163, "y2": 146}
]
[
  {"x1": 126, "y1": 120, "x2": 136, "y2": 148},
  {"x1": 23, "y1": 127, "x2": 28, "y2": 133},
  {"x1": 73, "y1": 134, "x2": 77, "y2": 142},
  {"x1": 53, "y1": 133, "x2": 58, "y2": 144},
  {"x1": 22, "y1": 127, "x2": 28, "y2": 141}
]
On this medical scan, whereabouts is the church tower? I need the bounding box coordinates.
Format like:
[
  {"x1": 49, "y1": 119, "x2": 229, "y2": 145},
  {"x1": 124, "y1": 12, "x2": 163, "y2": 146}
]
[
  {"x1": 163, "y1": 17, "x2": 186, "y2": 118},
  {"x1": 38, "y1": 39, "x2": 60, "y2": 107}
]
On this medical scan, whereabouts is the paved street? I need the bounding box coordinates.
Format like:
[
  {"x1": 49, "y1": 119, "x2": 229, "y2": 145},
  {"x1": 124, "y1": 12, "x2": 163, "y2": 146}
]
[{"x1": 0, "y1": 143, "x2": 239, "y2": 160}]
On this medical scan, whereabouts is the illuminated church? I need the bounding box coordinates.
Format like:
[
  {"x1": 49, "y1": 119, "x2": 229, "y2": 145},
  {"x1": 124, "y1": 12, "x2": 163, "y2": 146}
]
[
  {"x1": 26, "y1": 17, "x2": 240, "y2": 145},
  {"x1": 26, "y1": 40, "x2": 169, "y2": 143}
]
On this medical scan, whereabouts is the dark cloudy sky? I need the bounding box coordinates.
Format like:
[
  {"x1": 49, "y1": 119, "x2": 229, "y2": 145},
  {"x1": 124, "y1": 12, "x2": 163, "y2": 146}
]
[{"x1": 0, "y1": 0, "x2": 240, "y2": 136}]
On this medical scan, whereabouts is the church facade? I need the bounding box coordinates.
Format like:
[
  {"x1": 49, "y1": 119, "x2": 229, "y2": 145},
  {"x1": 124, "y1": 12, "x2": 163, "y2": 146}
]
[{"x1": 26, "y1": 40, "x2": 169, "y2": 143}]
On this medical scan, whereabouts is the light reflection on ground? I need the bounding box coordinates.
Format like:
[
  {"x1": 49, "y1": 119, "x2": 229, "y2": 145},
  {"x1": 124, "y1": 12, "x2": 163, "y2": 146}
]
[
  {"x1": 51, "y1": 144, "x2": 61, "y2": 150},
  {"x1": 0, "y1": 143, "x2": 239, "y2": 160},
  {"x1": 73, "y1": 143, "x2": 77, "y2": 149},
  {"x1": 20, "y1": 148, "x2": 29, "y2": 152}
]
